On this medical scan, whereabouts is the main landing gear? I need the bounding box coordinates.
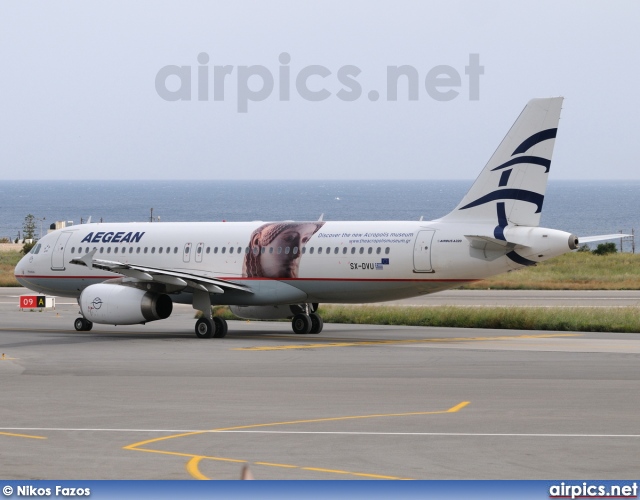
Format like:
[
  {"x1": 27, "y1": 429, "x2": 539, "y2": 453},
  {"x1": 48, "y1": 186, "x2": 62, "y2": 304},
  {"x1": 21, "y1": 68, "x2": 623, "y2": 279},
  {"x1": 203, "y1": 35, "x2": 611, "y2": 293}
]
[
  {"x1": 291, "y1": 303, "x2": 323, "y2": 335},
  {"x1": 195, "y1": 317, "x2": 228, "y2": 339}
]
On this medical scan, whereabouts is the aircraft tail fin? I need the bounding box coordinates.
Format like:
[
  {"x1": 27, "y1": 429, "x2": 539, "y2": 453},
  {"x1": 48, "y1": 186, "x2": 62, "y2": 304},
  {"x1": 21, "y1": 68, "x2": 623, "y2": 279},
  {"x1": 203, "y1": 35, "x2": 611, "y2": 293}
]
[{"x1": 441, "y1": 97, "x2": 564, "y2": 237}]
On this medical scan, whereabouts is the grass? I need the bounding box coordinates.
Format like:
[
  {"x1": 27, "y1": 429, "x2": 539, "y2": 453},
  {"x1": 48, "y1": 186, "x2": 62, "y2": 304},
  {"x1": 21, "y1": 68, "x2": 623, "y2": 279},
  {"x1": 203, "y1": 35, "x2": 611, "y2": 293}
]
[
  {"x1": 0, "y1": 251, "x2": 22, "y2": 287},
  {"x1": 209, "y1": 304, "x2": 640, "y2": 333},
  {"x1": 460, "y1": 251, "x2": 640, "y2": 290},
  {"x1": 316, "y1": 305, "x2": 640, "y2": 333}
]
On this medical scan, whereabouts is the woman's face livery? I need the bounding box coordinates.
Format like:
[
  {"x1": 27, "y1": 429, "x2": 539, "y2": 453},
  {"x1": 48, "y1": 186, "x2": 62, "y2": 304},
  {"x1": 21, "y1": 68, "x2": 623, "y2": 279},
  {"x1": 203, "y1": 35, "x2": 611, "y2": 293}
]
[{"x1": 259, "y1": 223, "x2": 319, "y2": 278}]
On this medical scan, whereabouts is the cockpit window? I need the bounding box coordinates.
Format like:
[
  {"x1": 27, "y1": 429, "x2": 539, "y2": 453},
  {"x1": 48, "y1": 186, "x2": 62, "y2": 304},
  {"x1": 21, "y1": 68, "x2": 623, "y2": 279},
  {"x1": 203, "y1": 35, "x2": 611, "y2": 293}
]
[{"x1": 31, "y1": 244, "x2": 42, "y2": 254}]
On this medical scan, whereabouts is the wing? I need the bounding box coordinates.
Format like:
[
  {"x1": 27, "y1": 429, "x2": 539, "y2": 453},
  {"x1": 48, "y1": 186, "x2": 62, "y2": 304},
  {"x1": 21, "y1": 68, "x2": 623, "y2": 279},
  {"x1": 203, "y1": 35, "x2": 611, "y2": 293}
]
[{"x1": 70, "y1": 249, "x2": 252, "y2": 294}]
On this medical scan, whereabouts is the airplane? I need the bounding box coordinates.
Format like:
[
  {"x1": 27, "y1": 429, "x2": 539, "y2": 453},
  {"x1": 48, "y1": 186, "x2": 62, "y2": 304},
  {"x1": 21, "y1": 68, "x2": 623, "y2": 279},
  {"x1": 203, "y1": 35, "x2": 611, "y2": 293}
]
[{"x1": 14, "y1": 97, "x2": 625, "y2": 338}]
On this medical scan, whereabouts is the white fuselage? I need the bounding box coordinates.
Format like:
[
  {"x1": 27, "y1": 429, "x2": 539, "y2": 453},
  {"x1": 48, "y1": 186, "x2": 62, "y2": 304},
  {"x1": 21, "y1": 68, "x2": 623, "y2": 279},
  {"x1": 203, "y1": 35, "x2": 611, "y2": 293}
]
[{"x1": 14, "y1": 219, "x2": 574, "y2": 305}]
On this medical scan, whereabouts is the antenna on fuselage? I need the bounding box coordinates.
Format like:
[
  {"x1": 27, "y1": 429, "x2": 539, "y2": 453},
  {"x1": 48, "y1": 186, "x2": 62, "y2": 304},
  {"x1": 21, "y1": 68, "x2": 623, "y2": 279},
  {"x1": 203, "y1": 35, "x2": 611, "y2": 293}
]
[{"x1": 318, "y1": 213, "x2": 324, "y2": 222}]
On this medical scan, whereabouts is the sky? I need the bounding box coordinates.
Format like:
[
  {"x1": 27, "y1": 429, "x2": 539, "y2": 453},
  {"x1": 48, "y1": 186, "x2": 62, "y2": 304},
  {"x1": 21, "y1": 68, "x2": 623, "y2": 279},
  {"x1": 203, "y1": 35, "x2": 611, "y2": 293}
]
[{"x1": 1, "y1": 1, "x2": 639, "y2": 181}]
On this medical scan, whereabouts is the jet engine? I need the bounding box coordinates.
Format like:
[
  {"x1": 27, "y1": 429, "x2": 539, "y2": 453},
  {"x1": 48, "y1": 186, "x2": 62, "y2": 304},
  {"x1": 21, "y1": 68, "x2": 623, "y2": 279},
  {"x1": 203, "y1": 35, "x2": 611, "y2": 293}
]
[{"x1": 78, "y1": 283, "x2": 173, "y2": 325}]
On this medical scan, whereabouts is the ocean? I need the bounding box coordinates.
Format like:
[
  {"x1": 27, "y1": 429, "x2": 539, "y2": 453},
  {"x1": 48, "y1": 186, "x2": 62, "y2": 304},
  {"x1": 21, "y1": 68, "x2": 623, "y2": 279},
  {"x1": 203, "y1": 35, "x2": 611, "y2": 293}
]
[{"x1": 0, "y1": 180, "x2": 638, "y2": 244}]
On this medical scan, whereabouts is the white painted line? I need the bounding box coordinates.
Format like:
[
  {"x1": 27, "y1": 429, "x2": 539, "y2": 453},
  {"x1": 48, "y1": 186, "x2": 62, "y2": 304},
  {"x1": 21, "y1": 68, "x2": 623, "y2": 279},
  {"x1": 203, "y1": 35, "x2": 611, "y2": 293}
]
[{"x1": 1, "y1": 428, "x2": 639, "y2": 438}]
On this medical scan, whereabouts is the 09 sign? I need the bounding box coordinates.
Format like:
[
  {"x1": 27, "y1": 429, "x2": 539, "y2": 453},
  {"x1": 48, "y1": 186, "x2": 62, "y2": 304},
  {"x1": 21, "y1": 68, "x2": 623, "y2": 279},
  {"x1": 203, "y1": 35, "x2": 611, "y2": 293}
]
[{"x1": 19, "y1": 295, "x2": 46, "y2": 308}]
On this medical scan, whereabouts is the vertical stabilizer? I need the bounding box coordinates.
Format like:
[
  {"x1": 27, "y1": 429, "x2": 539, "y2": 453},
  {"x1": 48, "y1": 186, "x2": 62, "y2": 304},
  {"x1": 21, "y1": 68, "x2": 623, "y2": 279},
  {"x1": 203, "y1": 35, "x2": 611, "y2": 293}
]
[{"x1": 441, "y1": 97, "x2": 563, "y2": 236}]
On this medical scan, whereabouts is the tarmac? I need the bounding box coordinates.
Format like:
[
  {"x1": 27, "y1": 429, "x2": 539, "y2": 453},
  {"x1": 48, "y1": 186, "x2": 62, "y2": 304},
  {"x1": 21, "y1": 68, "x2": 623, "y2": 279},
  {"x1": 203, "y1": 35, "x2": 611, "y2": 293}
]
[{"x1": 0, "y1": 287, "x2": 639, "y2": 480}]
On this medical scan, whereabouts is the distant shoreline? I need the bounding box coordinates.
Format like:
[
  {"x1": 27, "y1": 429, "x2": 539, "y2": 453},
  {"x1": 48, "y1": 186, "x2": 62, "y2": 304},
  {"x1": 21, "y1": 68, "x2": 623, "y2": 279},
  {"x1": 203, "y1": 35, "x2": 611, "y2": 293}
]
[{"x1": 0, "y1": 243, "x2": 21, "y2": 252}]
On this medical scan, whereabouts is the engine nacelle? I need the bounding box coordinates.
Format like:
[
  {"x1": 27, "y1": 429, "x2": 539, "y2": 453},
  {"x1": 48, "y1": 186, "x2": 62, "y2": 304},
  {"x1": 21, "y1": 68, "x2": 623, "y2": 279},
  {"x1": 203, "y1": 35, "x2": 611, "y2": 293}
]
[
  {"x1": 230, "y1": 305, "x2": 296, "y2": 320},
  {"x1": 79, "y1": 283, "x2": 173, "y2": 325}
]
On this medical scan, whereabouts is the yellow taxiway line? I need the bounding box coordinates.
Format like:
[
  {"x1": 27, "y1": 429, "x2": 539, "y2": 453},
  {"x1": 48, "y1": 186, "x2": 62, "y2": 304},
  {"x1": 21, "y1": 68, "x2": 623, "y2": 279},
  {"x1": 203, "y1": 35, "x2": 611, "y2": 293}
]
[
  {"x1": 0, "y1": 431, "x2": 47, "y2": 440},
  {"x1": 124, "y1": 401, "x2": 470, "y2": 480},
  {"x1": 233, "y1": 333, "x2": 580, "y2": 351}
]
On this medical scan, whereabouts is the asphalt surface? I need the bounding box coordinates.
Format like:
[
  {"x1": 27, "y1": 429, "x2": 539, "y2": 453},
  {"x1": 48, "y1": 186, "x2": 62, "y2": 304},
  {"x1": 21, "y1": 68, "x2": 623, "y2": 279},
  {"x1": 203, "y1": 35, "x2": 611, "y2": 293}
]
[{"x1": 0, "y1": 287, "x2": 639, "y2": 480}]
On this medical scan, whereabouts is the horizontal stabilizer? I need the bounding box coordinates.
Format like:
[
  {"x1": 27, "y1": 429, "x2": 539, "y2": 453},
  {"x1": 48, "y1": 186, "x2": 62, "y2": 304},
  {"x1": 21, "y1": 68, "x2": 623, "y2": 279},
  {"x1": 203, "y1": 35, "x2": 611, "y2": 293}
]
[
  {"x1": 579, "y1": 234, "x2": 632, "y2": 244},
  {"x1": 465, "y1": 235, "x2": 523, "y2": 252}
]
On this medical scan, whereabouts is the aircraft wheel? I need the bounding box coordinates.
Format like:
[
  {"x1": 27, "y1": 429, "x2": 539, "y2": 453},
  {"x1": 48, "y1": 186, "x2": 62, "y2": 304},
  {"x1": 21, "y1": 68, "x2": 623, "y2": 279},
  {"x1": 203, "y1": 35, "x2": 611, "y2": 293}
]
[
  {"x1": 195, "y1": 317, "x2": 214, "y2": 338},
  {"x1": 213, "y1": 317, "x2": 228, "y2": 338},
  {"x1": 292, "y1": 313, "x2": 312, "y2": 334},
  {"x1": 74, "y1": 318, "x2": 92, "y2": 332},
  {"x1": 309, "y1": 313, "x2": 323, "y2": 334}
]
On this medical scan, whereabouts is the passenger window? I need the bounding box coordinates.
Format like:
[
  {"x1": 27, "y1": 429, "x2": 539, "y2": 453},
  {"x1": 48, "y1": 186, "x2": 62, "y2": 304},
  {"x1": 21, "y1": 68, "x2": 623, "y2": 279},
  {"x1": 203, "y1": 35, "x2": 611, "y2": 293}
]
[
  {"x1": 108, "y1": 247, "x2": 113, "y2": 254},
  {"x1": 293, "y1": 247, "x2": 298, "y2": 255},
  {"x1": 206, "y1": 247, "x2": 210, "y2": 254},
  {"x1": 302, "y1": 247, "x2": 306, "y2": 254},
  {"x1": 71, "y1": 247, "x2": 75, "y2": 254},
  {"x1": 376, "y1": 247, "x2": 381, "y2": 254},
  {"x1": 326, "y1": 247, "x2": 330, "y2": 254},
  {"x1": 129, "y1": 247, "x2": 133, "y2": 254},
  {"x1": 136, "y1": 247, "x2": 141, "y2": 254},
  {"x1": 185, "y1": 246, "x2": 190, "y2": 254},
  {"x1": 334, "y1": 247, "x2": 339, "y2": 254},
  {"x1": 196, "y1": 246, "x2": 201, "y2": 254},
  {"x1": 238, "y1": 247, "x2": 241, "y2": 254},
  {"x1": 174, "y1": 247, "x2": 178, "y2": 254},
  {"x1": 368, "y1": 247, "x2": 372, "y2": 254},
  {"x1": 100, "y1": 247, "x2": 104, "y2": 254},
  {"x1": 318, "y1": 247, "x2": 323, "y2": 254},
  {"x1": 385, "y1": 247, "x2": 390, "y2": 254},
  {"x1": 114, "y1": 247, "x2": 119, "y2": 254},
  {"x1": 159, "y1": 247, "x2": 163, "y2": 254},
  {"x1": 261, "y1": 247, "x2": 265, "y2": 254},
  {"x1": 144, "y1": 247, "x2": 148, "y2": 254},
  {"x1": 253, "y1": 246, "x2": 259, "y2": 255},
  {"x1": 277, "y1": 247, "x2": 282, "y2": 254},
  {"x1": 221, "y1": 247, "x2": 226, "y2": 254},
  {"x1": 310, "y1": 247, "x2": 314, "y2": 254},
  {"x1": 151, "y1": 247, "x2": 155, "y2": 254},
  {"x1": 269, "y1": 247, "x2": 274, "y2": 254},
  {"x1": 359, "y1": 247, "x2": 364, "y2": 254},
  {"x1": 229, "y1": 247, "x2": 234, "y2": 254},
  {"x1": 351, "y1": 247, "x2": 356, "y2": 254},
  {"x1": 285, "y1": 247, "x2": 290, "y2": 254},
  {"x1": 214, "y1": 247, "x2": 218, "y2": 254},
  {"x1": 342, "y1": 247, "x2": 347, "y2": 254},
  {"x1": 167, "y1": 247, "x2": 170, "y2": 254}
]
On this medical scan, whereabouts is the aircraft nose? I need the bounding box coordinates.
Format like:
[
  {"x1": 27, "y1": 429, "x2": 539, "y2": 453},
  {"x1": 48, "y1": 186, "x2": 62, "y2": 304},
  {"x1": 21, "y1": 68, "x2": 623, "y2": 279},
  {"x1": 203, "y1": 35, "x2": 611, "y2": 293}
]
[{"x1": 14, "y1": 253, "x2": 30, "y2": 286}]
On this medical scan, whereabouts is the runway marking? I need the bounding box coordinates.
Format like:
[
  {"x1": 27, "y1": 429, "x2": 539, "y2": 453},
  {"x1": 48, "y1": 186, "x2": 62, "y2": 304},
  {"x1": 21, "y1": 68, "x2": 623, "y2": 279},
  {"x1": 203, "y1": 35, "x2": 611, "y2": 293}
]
[
  {"x1": 233, "y1": 333, "x2": 580, "y2": 351},
  {"x1": 4, "y1": 427, "x2": 640, "y2": 438},
  {"x1": 186, "y1": 457, "x2": 209, "y2": 480},
  {"x1": 197, "y1": 431, "x2": 640, "y2": 437},
  {"x1": 123, "y1": 401, "x2": 469, "y2": 480},
  {"x1": 0, "y1": 431, "x2": 47, "y2": 440}
]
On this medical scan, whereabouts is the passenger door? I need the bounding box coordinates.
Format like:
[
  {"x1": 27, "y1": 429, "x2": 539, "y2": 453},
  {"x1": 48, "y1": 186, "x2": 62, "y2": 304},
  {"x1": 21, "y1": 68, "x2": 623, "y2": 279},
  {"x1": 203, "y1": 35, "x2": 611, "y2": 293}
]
[
  {"x1": 413, "y1": 230, "x2": 435, "y2": 272},
  {"x1": 51, "y1": 231, "x2": 73, "y2": 271}
]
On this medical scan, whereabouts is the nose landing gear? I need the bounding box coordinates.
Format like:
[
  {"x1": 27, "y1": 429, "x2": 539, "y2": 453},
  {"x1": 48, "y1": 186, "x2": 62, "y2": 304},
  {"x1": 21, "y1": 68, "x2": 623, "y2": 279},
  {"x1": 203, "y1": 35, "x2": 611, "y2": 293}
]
[{"x1": 74, "y1": 317, "x2": 93, "y2": 332}]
